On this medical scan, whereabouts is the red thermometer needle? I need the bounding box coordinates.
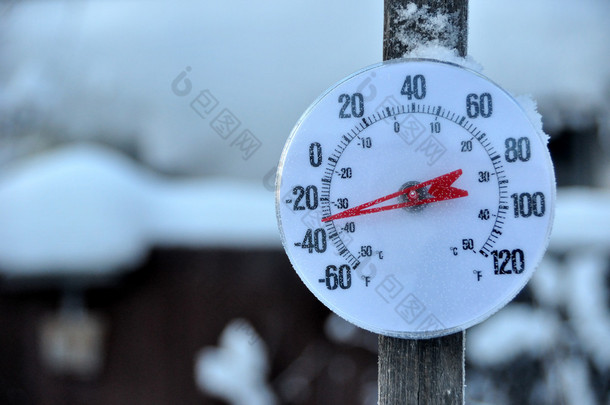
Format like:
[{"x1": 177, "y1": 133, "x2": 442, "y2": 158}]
[{"x1": 322, "y1": 169, "x2": 468, "y2": 222}]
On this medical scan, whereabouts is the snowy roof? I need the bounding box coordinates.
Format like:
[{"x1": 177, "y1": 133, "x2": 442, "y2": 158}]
[{"x1": 0, "y1": 145, "x2": 279, "y2": 277}]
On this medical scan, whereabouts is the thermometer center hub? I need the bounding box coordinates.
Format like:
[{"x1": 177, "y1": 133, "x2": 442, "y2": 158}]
[{"x1": 399, "y1": 181, "x2": 427, "y2": 212}]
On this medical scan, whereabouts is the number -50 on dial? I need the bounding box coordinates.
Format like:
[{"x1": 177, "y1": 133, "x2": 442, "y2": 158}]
[{"x1": 276, "y1": 59, "x2": 555, "y2": 338}]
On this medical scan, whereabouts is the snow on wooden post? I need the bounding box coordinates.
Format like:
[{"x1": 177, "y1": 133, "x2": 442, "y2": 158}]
[
  {"x1": 383, "y1": 0, "x2": 468, "y2": 59},
  {"x1": 379, "y1": 1, "x2": 468, "y2": 404}
]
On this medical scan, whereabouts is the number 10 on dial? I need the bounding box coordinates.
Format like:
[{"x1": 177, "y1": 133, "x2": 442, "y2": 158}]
[{"x1": 276, "y1": 59, "x2": 555, "y2": 338}]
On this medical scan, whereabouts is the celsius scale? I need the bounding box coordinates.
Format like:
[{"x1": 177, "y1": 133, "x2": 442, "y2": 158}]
[{"x1": 276, "y1": 59, "x2": 555, "y2": 338}]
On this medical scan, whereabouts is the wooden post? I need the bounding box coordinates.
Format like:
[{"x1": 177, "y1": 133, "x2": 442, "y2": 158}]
[
  {"x1": 378, "y1": 333, "x2": 465, "y2": 404},
  {"x1": 379, "y1": 1, "x2": 468, "y2": 404}
]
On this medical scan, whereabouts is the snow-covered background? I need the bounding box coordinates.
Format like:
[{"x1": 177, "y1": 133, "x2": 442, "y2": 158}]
[
  {"x1": 0, "y1": 0, "x2": 609, "y2": 404},
  {"x1": 1, "y1": 0, "x2": 609, "y2": 178}
]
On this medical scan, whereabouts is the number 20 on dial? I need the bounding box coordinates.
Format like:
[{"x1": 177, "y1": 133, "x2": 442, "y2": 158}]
[{"x1": 276, "y1": 59, "x2": 555, "y2": 338}]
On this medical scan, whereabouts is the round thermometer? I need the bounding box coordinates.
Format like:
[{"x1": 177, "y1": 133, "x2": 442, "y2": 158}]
[{"x1": 276, "y1": 59, "x2": 555, "y2": 338}]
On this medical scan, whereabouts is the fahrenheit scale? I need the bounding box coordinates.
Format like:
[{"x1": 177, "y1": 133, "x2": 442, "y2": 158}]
[{"x1": 276, "y1": 59, "x2": 555, "y2": 338}]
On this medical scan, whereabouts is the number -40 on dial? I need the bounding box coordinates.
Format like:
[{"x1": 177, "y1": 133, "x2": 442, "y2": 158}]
[{"x1": 276, "y1": 59, "x2": 555, "y2": 338}]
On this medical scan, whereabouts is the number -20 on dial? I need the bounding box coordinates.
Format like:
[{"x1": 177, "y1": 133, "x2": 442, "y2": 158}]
[{"x1": 276, "y1": 59, "x2": 555, "y2": 338}]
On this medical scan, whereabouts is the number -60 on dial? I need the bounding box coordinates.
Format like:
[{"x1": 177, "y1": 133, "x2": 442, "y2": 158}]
[{"x1": 276, "y1": 59, "x2": 555, "y2": 338}]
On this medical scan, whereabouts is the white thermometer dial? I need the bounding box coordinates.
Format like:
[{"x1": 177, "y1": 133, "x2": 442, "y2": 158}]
[{"x1": 276, "y1": 59, "x2": 555, "y2": 338}]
